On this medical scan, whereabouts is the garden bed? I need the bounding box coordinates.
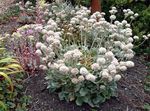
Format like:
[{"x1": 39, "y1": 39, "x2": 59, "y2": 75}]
[{"x1": 24, "y1": 56, "x2": 150, "y2": 111}]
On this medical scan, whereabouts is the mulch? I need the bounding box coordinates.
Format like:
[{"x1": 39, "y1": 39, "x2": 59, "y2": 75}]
[{"x1": 24, "y1": 56, "x2": 150, "y2": 111}]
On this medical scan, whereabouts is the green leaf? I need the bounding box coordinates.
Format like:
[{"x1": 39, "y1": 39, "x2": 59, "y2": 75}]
[
  {"x1": 79, "y1": 88, "x2": 88, "y2": 96},
  {"x1": 143, "y1": 103, "x2": 150, "y2": 110},
  {"x1": 58, "y1": 92, "x2": 65, "y2": 100},
  {"x1": 0, "y1": 101, "x2": 7, "y2": 111},
  {"x1": 0, "y1": 72, "x2": 13, "y2": 91},
  {"x1": 75, "y1": 97, "x2": 83, "y2": 106},
  {"x1": 93, "y1": 94, "x2": 106, "y2": 105}
]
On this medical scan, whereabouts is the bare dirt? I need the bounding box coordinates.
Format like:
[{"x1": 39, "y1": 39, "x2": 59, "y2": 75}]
[{"x1": 24, "y1": 57, "x2": 150, "y2": 111}]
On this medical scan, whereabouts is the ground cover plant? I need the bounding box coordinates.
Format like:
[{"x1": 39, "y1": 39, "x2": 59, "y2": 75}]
[{"x1": 19, "y1": 1, "x2": 148, "y2": 107}]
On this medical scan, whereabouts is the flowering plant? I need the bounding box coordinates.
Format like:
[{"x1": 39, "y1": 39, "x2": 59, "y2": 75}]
[
  {"x1": 5, "y1": 24, "x2": 43, "y2": 73},
  {"x1": 32, "y1": 2, "x2": 147, "y2": 107}
]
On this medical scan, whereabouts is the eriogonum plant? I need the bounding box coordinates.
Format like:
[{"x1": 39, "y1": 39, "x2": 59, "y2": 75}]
[{"x1": 33, "y1": 2, "x2": 150, "y2": 107}]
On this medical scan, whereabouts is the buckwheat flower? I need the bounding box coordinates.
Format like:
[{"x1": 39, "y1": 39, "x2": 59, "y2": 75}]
[
  {"x1": 35, "y1": 49, "x2": 42, "y2": 56},
  {"x1": 102, "y1": 71, "x2": 109, "y2": 78},
  {"x1": 121, "y1": 45, "x2": 128, "y2": 51},
  {"x1": 80, "y1": 67, "x2": 89, "y2": 75},
  {"x1": 70, "y1": 20, "x2": 76, "y2": 24},
  {"x1": 71, "y1": 68, "x2": 79, "y2": 75},
  {"x1": 126, "y1": 61, "x2": 134, "y2": 68},
  {"x1": 108, "y1": 64, "x2": 116, "y2": 71},
  {"x1": 125, "y1": 24, "x2": 131, "y2": 28},
  {"x1": 128, "y1": 11, "x2": 134, "y2": 15},
  {"x1": 126, "y1": 53, "x2": 134, "y2": 59},
  {"x1": 114, "y1": 41, "x2": 121, "y2": 47},
  {"x1": 111, "y1": 58, "x2": 119, "y2": 65},
  {"x1": 73, "y1": 49, "x2": 83, "y2": 59},
  {"x1": 59, "y1": 65, "x2": 69, "y2": 74},
  {"x1": 36, "y1": 42, "x2": 43, "y2": 49},
  {"x1": 127, "y1": 43, "x2": 133, "y2": 49},
  {"x1": 122, "y1": 20, "x2": 127, "y2": 25},
  {"x1": 134, "y1": 13, "x2": 139, "y2": 17},
  {"x1": 78, "y1": 75, "x2": 85, "y2": 82},
  {"x1": 47, "y1": 30, "x2": 54, "y2": 35},
  {"x1": 64, "y1": 51, "x2": 73, "y2": 60},
  {"x1": 147, "y1": 34, "x2": 150, "y2": 38},
  {"x1": 110, "y1": 15, "x2": 116, "y2": 20},
  {"x1": 114, "y1": 21, "x2": 119, "y2": 25},
  {"x1": 108, "y1": 76, "x2": 113, "y2": 82},
  {"x1": 71, "y1": 78, "x2": 79, "y2": 84},
  {"x1": 57, "y1": 60, "x2": 64, "y2": 64},
  {"x1": 101, "y1": 12, "x2": 105, "y2": 16},
  {"x1": 91, "y1": 63, "x2": 100, "y2": 71},
  {"x1": 48, "y1": 63, "x2": 59, "y2": 70},
  {"x1": 42, "y1": 57, "x2": 48, "y2": 62},
  {"x1": 110, "y1": 70, "x2": 117, "y2": 75},
  {"x1": 99, "y1": 47, "x2": 106, "y2": 54},
  {"x1": 41, "y1": 45, "x2": 47, "y2": 51},
  {"x1": 49, "y1": 52, "x2": 55, "y2": 58},
  {"x1": 105, "y1": 51, "x2": 114, "y2": 59},
  {"x1": 143, "y1": 35, "x2": 148, "y2": 40},
  {"x1": 123, "y1": 9, "x2": 127, "y2": 13},
  {"x1": 119, "y1": 66, "x2": 127, "y2": 71},
  {"x1": 97, "y1": 58, "x2": 106, "y2": 65},
  {"x1": 48, "y1": 62, "x2": 51, "y2": 68},
  {"x1": 42, "y1": 29, "x2": 47, "y2": 34},
  {"x1": 128, "y1": 37, "x2": 134, "y2": 42},
  {"x1": 114, "y1": 74, "x2": 121, "y2": 81},
  {"x1": 133, "y1": 36, "x2": 139, "y2": 40},
  {"x1": 39, "y1": 65, "x2": 47, "y2": 70},
  {"x1": 100, "y1": 85, "x2": 106, "y2": 90},
  {"x1": 85, "y1": 74, "x2": 96, "y2": 82}
]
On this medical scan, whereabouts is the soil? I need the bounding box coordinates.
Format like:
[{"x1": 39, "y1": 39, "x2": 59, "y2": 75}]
[{"x1": 24, "y1": 57, "x2": 150, "y2": 111}]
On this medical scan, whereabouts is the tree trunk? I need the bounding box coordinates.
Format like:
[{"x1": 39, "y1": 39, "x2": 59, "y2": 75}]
[{"x1": 91, "y1": 0, "x2": 101, "y2": 14}]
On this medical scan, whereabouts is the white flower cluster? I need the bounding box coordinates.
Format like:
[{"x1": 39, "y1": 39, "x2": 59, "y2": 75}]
[{"x1": 33, "y1": 4, "x2": 137, "y2": 84}]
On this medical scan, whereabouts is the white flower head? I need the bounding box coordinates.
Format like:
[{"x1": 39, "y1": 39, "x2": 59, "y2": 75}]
[
  {"x1": 119, "y1": 66, "x2": 127, "y2": 71},
  {"x1": 101, "y1": 71, "x2": 109, "y2": 78},
  {"x1": 78, "y1": 75, "x2": 85, "y2": 82},
  {"x1": 71, "y1": 78, "x2": 79, "y2": 84},
  {"x1": 108, "y1": 64, "x2": 116, "y2": 71},
  {"x1": 59, "y1": 65, "x2": 69, "y2": 74},
  {"x1": 36, "y1": 42, "x2": 43, "y2": 49},
  {"x1": 71, "y1": 68, "x2": 79, "y2": 75},
  {"x1": 85, "y1": 74, "x2": 96, "y2": 82},
  {"x1": 35, "y1": 49, "x2": 42, "y2": 56},
  {"x1": 114, "y1": 74, "x2": 121, "y2": 81},
  {"x1": 99, "y1": 47, "x2": 107, "y2": 54},
  {"x1": 97, "y1": 58, "x2": 106, "y2": 65},
  {"x1": 126, "y1": 61, "x2": 134, "y2": 68},
  {"x1": 105, "y1": 51, "x2": 114, "y2": 59},
  {"x1": 133, "y1": 36, "x2": 139, "y2": 40},
  {"x1": 80, "y1": 67, "x2": 89, "y2": 75},
  {"x1": 91, "y1": 63, "x2": 100, "y2": 71},
  {"x1": 41, "y1": 45, "x2": 47, "y2": 51},
  {"x1": 110, "y1": 15, "x2": 116, "y2": 20},
  {"x1": 39, "y1": 65, "x2": 47, "y2": 70}
]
